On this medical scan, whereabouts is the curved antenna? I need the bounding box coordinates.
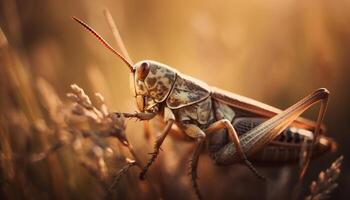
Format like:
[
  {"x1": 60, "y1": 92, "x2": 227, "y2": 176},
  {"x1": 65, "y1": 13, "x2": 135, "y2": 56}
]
[
  {"x1": 103, "y1": 8, "x2": 134, "y2": 65},
  {"x1": 72, "y1": 16, "x2": 134, "y2": 72}
]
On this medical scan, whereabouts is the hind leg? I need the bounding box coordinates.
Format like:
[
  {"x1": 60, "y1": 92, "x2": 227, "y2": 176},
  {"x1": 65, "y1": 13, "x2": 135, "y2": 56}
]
[
  {"x1": 184, "y1": 119, "x2": 265, "y2": 200},
  {"x1": 212, "y1": 88, "x2": 329, "y2": 181},
  {"x1": 205, "y1": 119, "x2": 266, "y2": 179}
]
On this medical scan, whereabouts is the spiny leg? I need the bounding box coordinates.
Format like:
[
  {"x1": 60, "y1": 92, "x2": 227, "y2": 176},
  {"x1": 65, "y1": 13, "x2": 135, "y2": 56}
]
[
  {"x1": 139, "y1": 119, "x2": 173, "y2": 180},
  {"x1": 113, "y1": 111, "x2": 156, "y2": 145},
  {"x1": 242, "y1": 88, "x2": 328, "y2": 154},
  {"x1": 181, "y1": 124, "x2": 206, "y2": 200},
  {"x1": 190, "y1": 139, "x2": 205, "y2": 200},
  {"x1": 205, "y1": 119, "x2": 265, "y2": 180},
  {"x1": 116, "y1": 112, "x2": 156, "y2": 121},
  {"x1": 118, "y1": 111, "x2": 154, "y2": 144},
  {"x1": 298, "y1": 95, "x2": 329, "y2": 180},
  {"x1": 114, "y1": 110, "x2": 174, "y2": 180},
  {"x1": 113, "y1": 111, "x2": 165, "y2": 197},
  {"x1": 214, "y1": 88, "x2": 329, "y2": 181},
  {"x1": 293, "y1": 89, "x2": 329, "y2": 200},
  {"x1": 248, "y1": 89, "x2": 329, "y2": 180},
  {"x1": 139, "y1": 107, "x2": 175, "y2": 180},
  {"x1": 112, "y1": 111, "x2": 156, "y2": 167}
]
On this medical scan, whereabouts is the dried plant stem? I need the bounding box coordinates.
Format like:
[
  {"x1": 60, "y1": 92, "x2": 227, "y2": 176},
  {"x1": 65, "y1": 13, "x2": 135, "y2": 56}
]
[
  {"x1": 79, "y1": 158, "x2": 110, "y2": 192},
  {"x1": 293, "y1": 137, "x2": 310, "y2": 200},
  {"x1": 109, "y1": 158, "x2": 137, "y2": 192},
  {"x1": 30, "y1": 141, "x2": 65, "y2": 162},
  {"x1": 124, "y1": 142, "x2": 162, "y2": 198},
  {"x1": 305, "y1": 156, "x2": 343, "y2": 200},
  {"x1": 125, "y1": 143, "x2": 141, "y2": 167},
  {"x1": 1, "y1": 29, "x2": 66, "y2": 199},
  {"x1": 0, "y1": 119, "x2": 15, "y2": 184}
]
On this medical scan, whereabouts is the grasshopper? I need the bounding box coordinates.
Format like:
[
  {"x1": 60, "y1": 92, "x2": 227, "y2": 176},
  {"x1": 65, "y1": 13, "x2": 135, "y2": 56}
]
[{"x1": 73, "y1": 16, "x2": 337, "y2": 199}]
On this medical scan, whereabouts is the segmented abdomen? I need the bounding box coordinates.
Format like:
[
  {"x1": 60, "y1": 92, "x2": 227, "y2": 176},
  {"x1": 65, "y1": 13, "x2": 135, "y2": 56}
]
[
  {"x1": 248, "y1": 139, "x2": 334, "y2": 164},
  {"x1": 233, "y1": 118, "x2": 312, "y2": 145},
  {"x1": 233, "y1": 117, "x2": 336, "y2": 164}
]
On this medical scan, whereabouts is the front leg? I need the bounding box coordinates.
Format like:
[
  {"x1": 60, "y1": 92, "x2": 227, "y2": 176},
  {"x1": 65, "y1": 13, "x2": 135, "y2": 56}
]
[
  {"x1": 114, "y1": 111, "x2": 156, "y2": 121},
  {"x1": 117, "y1": 112, "x2": 155, "y2": 144},
  {"x1": 139, "y1": 107, "x2": 175, "y2": 180}
]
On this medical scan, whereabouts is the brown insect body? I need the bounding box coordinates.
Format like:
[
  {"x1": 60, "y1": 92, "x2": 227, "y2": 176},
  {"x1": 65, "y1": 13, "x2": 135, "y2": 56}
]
[
  {"x1": 132, "y1": 60, "x2": 335, "y2": 165},
  {"x1": 73, "y1": 17, "x2": 337, "y2": 199}
]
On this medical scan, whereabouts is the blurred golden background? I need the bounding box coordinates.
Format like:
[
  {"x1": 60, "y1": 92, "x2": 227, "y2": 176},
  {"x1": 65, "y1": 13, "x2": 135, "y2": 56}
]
[{"x1": 0, "y1": 0, "x2": 349, "y2": 199}]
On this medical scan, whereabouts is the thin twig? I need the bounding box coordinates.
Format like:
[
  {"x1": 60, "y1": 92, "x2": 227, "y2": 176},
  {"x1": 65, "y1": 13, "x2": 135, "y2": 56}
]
[
  {"x1": 30, "y1": 141, "x2": 65, "y2": 162},
  {"x1": 109, "y1": 158, "x2": 137, "y2": 192}
]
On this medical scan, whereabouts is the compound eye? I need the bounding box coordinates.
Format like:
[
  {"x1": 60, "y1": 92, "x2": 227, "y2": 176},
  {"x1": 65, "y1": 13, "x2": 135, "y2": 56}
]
[{"x1": 137, "y1": 62, "x2": 150, "y2": 81}]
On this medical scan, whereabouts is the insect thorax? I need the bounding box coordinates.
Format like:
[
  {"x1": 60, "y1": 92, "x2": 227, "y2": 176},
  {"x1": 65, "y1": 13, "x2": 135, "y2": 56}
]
[{"x1": 173, "y1": 97, "x2": 215, "y2": 128}]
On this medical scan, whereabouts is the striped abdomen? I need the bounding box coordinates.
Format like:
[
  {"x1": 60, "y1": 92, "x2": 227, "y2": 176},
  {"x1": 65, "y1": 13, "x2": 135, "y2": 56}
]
[{"x1": 233, "y1": 118, "x2": 336, "y2": 164}]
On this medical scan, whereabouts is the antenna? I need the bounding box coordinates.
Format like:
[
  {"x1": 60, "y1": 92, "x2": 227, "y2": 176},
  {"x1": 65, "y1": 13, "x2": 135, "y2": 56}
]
[{"x1": 72, "y1": 16, "x2": 134, "y2": 72}]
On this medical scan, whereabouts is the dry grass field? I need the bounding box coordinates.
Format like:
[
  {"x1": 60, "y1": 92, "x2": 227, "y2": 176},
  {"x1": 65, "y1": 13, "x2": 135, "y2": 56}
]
[{"x1": 0, "y1": 1, "x2": 349, "y2": 199}]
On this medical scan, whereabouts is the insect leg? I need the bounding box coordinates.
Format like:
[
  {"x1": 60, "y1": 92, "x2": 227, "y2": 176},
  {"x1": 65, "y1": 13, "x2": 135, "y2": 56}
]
[
  {"x1": 139, "y1": 107, "x2": 175, "y2": 180},
  {"x1": 181, "y1": 124, "x2": 206, "y2": 200},
  {"x1": 115, "y1": 112, "x2": 156, "y2": 121},
  {"x1": 214, "y1": 88, "x2": 329, "y2": 179},
  {"x1": 299, "y1": 93, "x2": 328, "y2": 179},
  {"x1": 205, "y1": 119, "x2": 265, "y2": 180},
  {"x1": 190, "y1": 140, "x2": 205, "y2": 200},
  {"x1": 113, "y1": 111, "x2": 156, "y2": 143}
]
